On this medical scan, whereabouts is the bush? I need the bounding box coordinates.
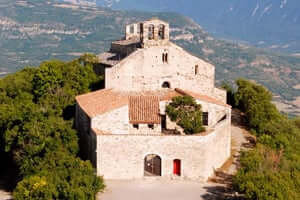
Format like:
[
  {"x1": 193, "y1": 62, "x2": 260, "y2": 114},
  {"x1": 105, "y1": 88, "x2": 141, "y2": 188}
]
[
  {"x1": 14, "y1": 152, "x2": 104, "y2": 200},
  {"x1": 166, "y1": 96, "x2": 205, "y2": 134}
]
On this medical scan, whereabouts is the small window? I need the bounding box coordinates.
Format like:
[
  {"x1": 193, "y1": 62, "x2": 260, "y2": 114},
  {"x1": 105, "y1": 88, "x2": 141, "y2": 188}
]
[
  {"x1": 202, "y1": 112, "x2": 208, "y2": 126},
  {"x1": 165, "y1": 53, "x2": 168, "y2": 63},
  {"x1": 148, "y1": 124, "x2": 154, "y2": 129},
  {"x1": 148, "y1": 24, "x2": 154, "y2": 40},
  {"x1": 133, "y1": 124, "x2": 139, "y2": 129},
  {"x1": 195, "y1": 65, "x2": 199, "y2": 75}
]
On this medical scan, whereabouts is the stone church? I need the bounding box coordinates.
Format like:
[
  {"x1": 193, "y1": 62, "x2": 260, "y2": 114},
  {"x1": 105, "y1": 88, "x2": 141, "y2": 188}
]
[{"x1": 75, "y1": 18, "x2": 231, "y2": 181}]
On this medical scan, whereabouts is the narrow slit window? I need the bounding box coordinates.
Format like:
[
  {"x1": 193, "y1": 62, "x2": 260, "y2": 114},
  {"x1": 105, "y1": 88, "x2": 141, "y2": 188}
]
[{"x1": 195, "y1": 65, "x2": 199, "y2": 75}]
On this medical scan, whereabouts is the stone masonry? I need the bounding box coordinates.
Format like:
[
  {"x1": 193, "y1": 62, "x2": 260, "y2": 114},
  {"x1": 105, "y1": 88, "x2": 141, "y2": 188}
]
[{"x1": 75, "y1": 18, "x2": 231, "y2": 181}]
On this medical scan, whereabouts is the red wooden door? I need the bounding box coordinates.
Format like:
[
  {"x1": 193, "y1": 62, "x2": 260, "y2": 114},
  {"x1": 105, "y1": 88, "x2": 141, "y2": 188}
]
[{"x1": 173, "y1": 159, "x2": 181, "y2": 176}]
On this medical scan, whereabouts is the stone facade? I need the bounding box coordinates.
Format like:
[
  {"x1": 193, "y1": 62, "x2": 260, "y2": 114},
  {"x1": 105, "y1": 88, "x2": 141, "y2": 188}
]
[
  {"x1": 94, "y1": 118, "x2": 231, "y2": 181},
  {"x1": 76, "y1": 18, "x2": 231, "y2": 181}
]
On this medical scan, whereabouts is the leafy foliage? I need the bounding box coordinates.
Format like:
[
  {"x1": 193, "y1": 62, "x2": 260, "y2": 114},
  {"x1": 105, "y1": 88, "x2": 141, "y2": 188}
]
[
  {"x1": 234, "y1": 79, "x2": 281, "y2": 135},
  {"x1": 166, "y1": 96, "x2": 205, "y2": 134},
  {"x1": 232, "y1": 79, "x2": 300, "y2": 200},
  {"x1": 14, "y1": 152, "x2": 105, "y2": 200},
  {"x1": 0, "y1": 58, "x2": 104, "y2": 199}
]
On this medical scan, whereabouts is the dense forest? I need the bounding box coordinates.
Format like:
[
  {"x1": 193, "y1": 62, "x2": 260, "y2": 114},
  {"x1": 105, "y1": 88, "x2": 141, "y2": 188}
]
[
  {"x1": 223, "y1": 79, "x2": 300, "y2": 200},
  {"x1": 0, "y1": 56, "x2": 104, "y2": 199}
]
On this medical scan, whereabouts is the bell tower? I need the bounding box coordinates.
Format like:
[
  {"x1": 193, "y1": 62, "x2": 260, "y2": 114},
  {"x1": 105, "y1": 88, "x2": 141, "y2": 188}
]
[{"x1": 125, "y1": 18, "x2": 170, "y2": 48}]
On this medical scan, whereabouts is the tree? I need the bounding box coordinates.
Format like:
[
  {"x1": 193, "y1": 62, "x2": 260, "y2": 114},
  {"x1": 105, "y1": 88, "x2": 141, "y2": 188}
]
[
  {"x1": 0, "y1": 58, "x2": 104, "y2": 199},
  {"x1": 166, "y1": 96, "x2": 205, "y2": 134},
  {"x1": 234, "y1": 79, "x2": 281, "y2": 134}
]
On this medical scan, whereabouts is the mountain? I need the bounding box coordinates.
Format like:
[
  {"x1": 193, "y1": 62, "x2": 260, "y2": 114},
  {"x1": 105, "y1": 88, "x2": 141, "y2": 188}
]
[
  {"x1": 78, "y1": 0, "x2": 300, "y2": 53},
  {"x1": 1, "y1": 0, "x2": 300, "y2": 115}
]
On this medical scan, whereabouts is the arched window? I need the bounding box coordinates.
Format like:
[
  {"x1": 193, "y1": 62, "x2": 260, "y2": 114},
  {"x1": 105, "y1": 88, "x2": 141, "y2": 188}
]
[
  {"x1": 162, "y1": 81, "x2": 171, "y2": 88},
  {"x1": 144, "y1": 154, "x2": 161, "y2": 176},
  {"x1": 148, "y1": 24, "x2": 154, "y2": 40},
  {"x1": 158, "y1": 24, "x2": 165, "y2": 39}
]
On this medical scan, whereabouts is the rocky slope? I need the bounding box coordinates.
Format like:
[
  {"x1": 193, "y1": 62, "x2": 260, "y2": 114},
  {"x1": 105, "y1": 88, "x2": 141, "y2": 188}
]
[{"x1": 1, "y1": 0, "x2": 300, "y2": 115}]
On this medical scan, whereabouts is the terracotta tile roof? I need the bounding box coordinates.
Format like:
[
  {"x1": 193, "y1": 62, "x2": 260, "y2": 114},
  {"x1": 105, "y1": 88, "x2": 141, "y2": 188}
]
[
  {"x1": 129, "y1": 96, "x2": 160, "y2": 124},
  {"x1": 175, "y1": 88, "x2": 231, "y2": 108},
  {"x1": 75, "y1": 88, "x2": 229, "y2": 119},
  {"x1": 75, "y1": 89, "x2": 128, "y2": 118}
]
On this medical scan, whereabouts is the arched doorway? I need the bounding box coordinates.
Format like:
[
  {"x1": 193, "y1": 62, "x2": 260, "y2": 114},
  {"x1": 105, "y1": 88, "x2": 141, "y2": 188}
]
[
  {"x1": 173, "y1": 159, "x2": 181, "y2": 176},
  {"x1": 144, "y1": 154, "x2": 161, "y2": 176},
  {"x1": 162, "y1": 81, "x2": 170, "y2": 88}
]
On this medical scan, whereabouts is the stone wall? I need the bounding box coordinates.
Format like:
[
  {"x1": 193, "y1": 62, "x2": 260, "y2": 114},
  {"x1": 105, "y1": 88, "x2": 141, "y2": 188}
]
[
  {"x1": 91, "y1": 100, "x2": 229, "y2": 135},
  {"x1": 105, "y1": 42, "x2": 224, "y2": 101},
  {"x1": 92, "y1": 105, "x2": 161, "y2": 135},
  {"x1": 94, "y1": 118, "x2": 231, "y2": 180}
]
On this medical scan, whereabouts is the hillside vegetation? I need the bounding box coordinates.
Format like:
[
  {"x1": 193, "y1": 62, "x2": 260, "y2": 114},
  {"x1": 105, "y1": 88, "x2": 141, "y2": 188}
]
[
  {"x1": 0, "y1": 0, "x2": 300, "y2": 115},
  {"x1": 223, "y1": 80, "x2": 300, "y2": 199},
  {"x1": 0, "y1": 57, "x2": 104, "y2": 199}
]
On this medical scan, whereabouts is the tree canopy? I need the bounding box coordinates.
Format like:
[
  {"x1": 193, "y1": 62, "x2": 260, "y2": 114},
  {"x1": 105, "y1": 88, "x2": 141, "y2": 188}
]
[
  {"x1": 0, "y1": 57, "x2": 104, "y2": 199},
  {"x1": 231, "y1": 79, "x2": 300, "y2": 200},
  {"x1": 166, "y1": 96, "x2": 205, "y2": 134}
]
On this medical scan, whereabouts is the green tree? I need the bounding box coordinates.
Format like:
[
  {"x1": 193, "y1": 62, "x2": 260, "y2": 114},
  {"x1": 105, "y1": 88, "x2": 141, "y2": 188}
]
[
  {"x1": 166, "y1": 96, "x2": 205, "y2": 134},
  {"x1": 235, "y1": 79, "x2": 281, "y2": 134}
]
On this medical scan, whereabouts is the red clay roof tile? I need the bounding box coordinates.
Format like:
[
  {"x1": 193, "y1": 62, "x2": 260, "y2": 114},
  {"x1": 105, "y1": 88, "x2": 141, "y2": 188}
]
[{"x1": 129, "y1": 96, "x2": 160, "y2": 124}]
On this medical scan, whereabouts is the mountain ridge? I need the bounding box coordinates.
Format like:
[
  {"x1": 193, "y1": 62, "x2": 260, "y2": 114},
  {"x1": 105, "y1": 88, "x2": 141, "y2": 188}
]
[
  {"x1": 68, "y1": 0, "x2": 300, "y2": 53},
  {"x1": 1, "y1": 0, "x2": 300, "y2": 115}
]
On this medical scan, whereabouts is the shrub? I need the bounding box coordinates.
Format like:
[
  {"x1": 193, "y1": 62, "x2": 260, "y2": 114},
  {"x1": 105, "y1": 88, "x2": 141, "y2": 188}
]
[
  {"x1": 14, "y1": 152, "x2": 104, "y2": 200},
  {"x1": 166, "y1": 96, "x2": 205, "y2": 134}
]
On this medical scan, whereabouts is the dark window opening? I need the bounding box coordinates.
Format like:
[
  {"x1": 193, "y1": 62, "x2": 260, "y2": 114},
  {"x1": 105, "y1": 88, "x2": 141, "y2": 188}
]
[
  {"x1": 148, "y1": 124, "x2": 154, "y2": 129},
  {"x1": 195, "y1": 65, "x2": 199, "y2": 75},
  {"x1": 144, "y1": 154, "x2": 161, "y2": 176},
  {"x1": 148, "y1": 24, "x2": 154, "y2": 40},
  {"x1": 162, "y1": 82, "x2": 170, "y2": 89},
  {"x1": 133, "y1": 124, "x2": 139, "y2": 129},
  {"x1": 161, "y1": 115, "x2": 166, "y2": 130},
  {"x1": 158, "y1": 24, "x2": 165, "y2": 39},
  {"x1": 202, "y1": 112, "x2": 209, "y2": 126},
  {"x1": 162, "y1": 53, "x2": 168, "y2": 63}
]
